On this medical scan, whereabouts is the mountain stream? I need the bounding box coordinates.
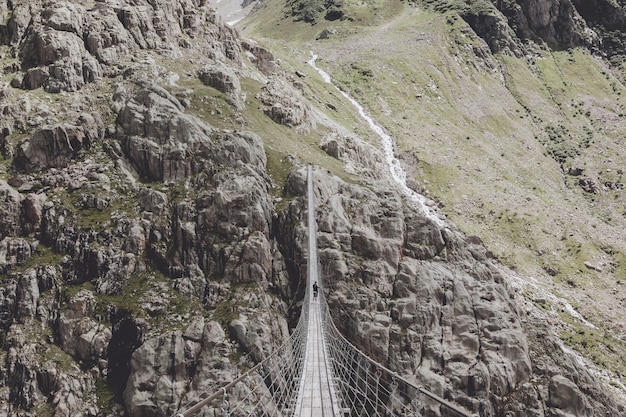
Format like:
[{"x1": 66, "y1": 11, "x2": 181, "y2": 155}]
[
  {"x1": 308, "y1": 54, "x2": 445, "y2": 227},
  {"x1": 306, "y1": 53, "x2": 626, "y2": 399}
]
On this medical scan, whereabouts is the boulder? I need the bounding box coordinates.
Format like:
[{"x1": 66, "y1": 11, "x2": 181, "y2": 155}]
[
  {"x1": 22, "y1": 66, "x2": 50, "y2": 90},
  {"x1": 242, "y1": 39, "x2": 279, "y2": 75},
  {"x1": 258, "y1": 78, "x2": 313, "y2": 130},
  {"x1": 198, "y1": 62, "x2": 242, "y2": 103},
  {"x1": 57, "y1": 289, "x2": 111, "y2": 363},
  {"x1": 117, "y1": 85, "x2": 214, "y2": 181},
  {"x1": 14, "y1": 113, "x2": 104, "y2": 171},
  {"x1": 138, "y1": 187, "x2": 169, "y2": 215},
  {"x1": 21, "y1": 192, "x2": 47, "y2": 235},
  {"x1": 579, "y1": 177, "x2": 598, "y2": 193},
  {"x1": 547, "y1": 374, "x2": 589, "y2": 416}
]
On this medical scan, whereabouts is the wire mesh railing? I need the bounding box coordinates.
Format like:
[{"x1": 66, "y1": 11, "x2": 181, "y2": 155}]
[
  {"x1": 319, "y1": 290, "x2": 476, "y2": 417},
  {"x1": 172, "y1": 303, "x2": 308, "y2": 417}
]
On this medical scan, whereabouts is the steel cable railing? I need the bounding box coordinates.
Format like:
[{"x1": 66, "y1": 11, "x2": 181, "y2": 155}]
[
  {"x1": 319, "y1": 285, "x2": 476, "y2": 417},
  {"x1": 172, "y1": 300, "x2": 309, "y2": 417}
]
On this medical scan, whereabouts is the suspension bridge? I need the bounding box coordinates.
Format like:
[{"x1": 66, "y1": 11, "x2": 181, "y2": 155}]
[{"x1": 173, "y1": 166, "x2": 476, "y2": 417}]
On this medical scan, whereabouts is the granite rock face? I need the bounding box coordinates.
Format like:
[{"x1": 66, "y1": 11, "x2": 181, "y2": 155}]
[
  {"x1": 0, "y1": 1, "x2": 292, "y2": 415},
  {"x1": 15, "y1": 113, "x2": 104, "y2": 171},
  {"x1": 0, "y1": 0, "x2": 623, "y2": 416},
  {"x1": 419, "y1": 0, "x2": 626, "y2": 57}
]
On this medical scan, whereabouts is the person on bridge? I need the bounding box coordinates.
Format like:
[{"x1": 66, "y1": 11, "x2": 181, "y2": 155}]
[{"x1": 313, "y1": 281, "x2": 319, "y2": 302}]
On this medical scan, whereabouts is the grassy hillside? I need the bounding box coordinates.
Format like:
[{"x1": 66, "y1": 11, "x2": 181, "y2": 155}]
[{"x1": 240, "y1": 0, "x2": 626, "y2": 391}]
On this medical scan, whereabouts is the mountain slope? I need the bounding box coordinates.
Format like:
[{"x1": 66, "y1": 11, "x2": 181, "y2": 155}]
[
  {"x1": 240, "y1": 0, "x2": 626, "y2": 406},
  {"x1": 0, "y1": 0, "x2": 624, "y2": 416}
]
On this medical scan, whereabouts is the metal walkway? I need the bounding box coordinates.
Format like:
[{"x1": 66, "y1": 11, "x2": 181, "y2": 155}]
[
  {"x1": 293, "y1": 301, "x2": 341, "y2": 417},
  {"x1": 293, "y1": 162, "x2": 342, "y2": 417}
]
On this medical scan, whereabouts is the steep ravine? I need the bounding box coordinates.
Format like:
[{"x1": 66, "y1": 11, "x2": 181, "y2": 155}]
[
  {"x1": 0, "y1": 1, "x2": 624, "y2": 417},
  {"x1": 241, "y1": 0, "x2": 626, "y2": 413}
]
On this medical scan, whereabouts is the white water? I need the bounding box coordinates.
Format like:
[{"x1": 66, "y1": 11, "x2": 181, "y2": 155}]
[
  {"x1": 307, "y1": 54, "x2": 445, "y2": 227},
  {"x1": 507, "y1": 271, "x2": 596, "y2": 329}
]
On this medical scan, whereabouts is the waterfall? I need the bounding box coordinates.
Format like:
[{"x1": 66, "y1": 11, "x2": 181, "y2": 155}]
[{"x1": 308, "y1": 54, "x2": 445, "y2": 227}]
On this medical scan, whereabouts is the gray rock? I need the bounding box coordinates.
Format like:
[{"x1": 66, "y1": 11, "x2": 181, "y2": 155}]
[
  {"x1": 0, "y1": 238, "x2": 33, "y2": 274},
  {"x1": 85, "y1": 3, "x2": 135, "y2": 65},
  {"x1": 0, "y1": 180, "x2": 23, "y2": 239},
  {"x1": 258, "y1": 78, "x2": 313, "y2": 130},
  {"x1": 22, "y1": 66, "x2": 50, "y2": 90},
  {"x1": 139, "y1": 187, "x2": 169, "y2": 215},
  {"x1": 117, "y1": 85, "x2": 214, "y2": 181},
  {"x1": 4, "y1": 325, "x2": 98, "y2": 414},
  {"x1": 547, "y1": 374, "x2": 590, "y2": 416},
  {"x1": 19, "y1": 19, "x2": 103, "y2": 92},
  {"x1": 4, "y1": 3, "x2": 32, "y2": 46},
  {"x1": 10, "y1": 74, "x2": 23, "y2": 88},
  {"x1": 14, "y1": 269, "x2": 40, "y2": 322},
  {"x1": 15, "y1": 113, "x2": 104, "y2": 171},
  {"x1": 316, "y1": 28, "x2": 337, "y2": 40},
  {"x1": 242, "y1": 39, "x2": 279, "y2": 75},
  {"x1": 124, "y1": 321, "x2": 234, "y2": 416},
  {"x1": 579, "y1": 177, "x2": 598, "y2": 193},
  {"x1": 306, "y1": 168, "x2": 541, "y2": 414},
  {"x1": 57, "y1": 289, "x2": 112, "y2": 362},
  {"x1": 467, "y1": 0, "x2": 600, "y2": 56},
  {"x1": 198, "y1": 62, "x2": 242, "y2": 104},
  {"x1": 42, "y1": 3, "x2": 85, "y2": 34},
  {"x1": 21, "y1": 192, "x2": 47, "y2": 235}
]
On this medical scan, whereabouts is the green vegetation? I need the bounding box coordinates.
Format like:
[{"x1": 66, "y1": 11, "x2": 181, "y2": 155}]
[
  {"x1": 49, "y1": 183, "x2": 140, "y2": 234},
  {"x1": 4, "y1": 244, "x2": 63, "y2": 276},
  {"x1": 210, "y1": 283, "x2": 261, "y2": 325},
  {"x1": 32, "y1": 403, "x2": 55, "y2": 417},
  {"x1": 61, "y1": 263, "x2": 205, "y2": 335},
  {"x1": 286, "y1": 0, "x2": 402, "y2": 25},
  {"x1": 556, "y1": 238, "x2": 600, "y2": 283},
  {"x1": 238, "y1": 75, "x2": 353, "y2": 191},
  {"x1": 540, "y1": 123, "x2": 591, "y2": 165},
  {"x1": 288, "y1": 0, "x2": 336, "y2": 23},
  {"x1": 560, "y1": 321, "x2": 626, "y2": 387},
  {"x1": 175, "y1": 78, "x2": 239, "y2": 130},
  {"x1": 212, "y1": 297, "x2": 241, "y2": 326},
  {"x1": 168, "y1": 180, "x2": 195, "y2": 204},
  {"x1": 95, "y1": 378, "x2": 116, "y2": 413},
  {"x1": 614, "y1": 253, "x2": 626, "y2": 283},
  {"x1": 40, "y1": 343, "x2": 77, "y2": 372}
]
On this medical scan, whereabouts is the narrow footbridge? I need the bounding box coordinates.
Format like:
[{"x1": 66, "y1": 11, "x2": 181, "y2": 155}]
[{"x1": 173, "y1": 166, "x2": 476, "y2": 417}]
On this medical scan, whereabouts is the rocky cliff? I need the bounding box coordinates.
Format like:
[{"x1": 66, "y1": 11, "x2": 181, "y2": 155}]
[{"x1": 0, "y1": 1, "x2": 625, "y2": 417}]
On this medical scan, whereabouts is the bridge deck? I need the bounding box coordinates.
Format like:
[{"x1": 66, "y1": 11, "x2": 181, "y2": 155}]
[{"x1": 293, "y1": 299, "x2": 340, "y2": 417}]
